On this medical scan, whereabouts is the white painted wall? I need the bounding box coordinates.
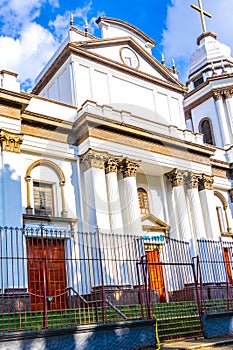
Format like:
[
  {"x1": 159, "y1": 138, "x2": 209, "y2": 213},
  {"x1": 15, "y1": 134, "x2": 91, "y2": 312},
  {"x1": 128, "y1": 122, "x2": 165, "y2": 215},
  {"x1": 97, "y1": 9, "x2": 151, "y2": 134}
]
[
  {"x1": 191, "y1": 97, "x2": 224, "y2": 147},
  {"x1": 39, "y1": 53, "x2": 186, "y2": 129}
]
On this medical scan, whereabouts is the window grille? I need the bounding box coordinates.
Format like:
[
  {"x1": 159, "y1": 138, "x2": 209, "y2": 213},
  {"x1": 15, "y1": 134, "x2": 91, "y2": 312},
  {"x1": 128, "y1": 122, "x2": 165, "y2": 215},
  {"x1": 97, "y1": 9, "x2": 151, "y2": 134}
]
[
  {"x1": 33, "y1": 181, "x2": 53, "y2": 216},
  {"x1": 138, "y1": 187, "x2": 149, "y2": 215}
]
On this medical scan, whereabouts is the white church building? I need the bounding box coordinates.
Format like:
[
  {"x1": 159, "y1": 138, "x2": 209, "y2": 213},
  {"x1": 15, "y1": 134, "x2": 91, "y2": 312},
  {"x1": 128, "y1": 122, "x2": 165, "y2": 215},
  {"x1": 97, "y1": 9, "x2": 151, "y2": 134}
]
[{"x1": 1, "y1": 9, "x2": 233, "y2": 310}]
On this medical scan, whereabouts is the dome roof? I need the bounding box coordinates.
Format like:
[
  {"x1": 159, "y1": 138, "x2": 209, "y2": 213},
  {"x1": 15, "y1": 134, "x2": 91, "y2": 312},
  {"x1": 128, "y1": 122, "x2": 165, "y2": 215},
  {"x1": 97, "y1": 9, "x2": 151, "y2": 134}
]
[{"x1": 189, "y1": 32, "x2": 232, "y2": 78}]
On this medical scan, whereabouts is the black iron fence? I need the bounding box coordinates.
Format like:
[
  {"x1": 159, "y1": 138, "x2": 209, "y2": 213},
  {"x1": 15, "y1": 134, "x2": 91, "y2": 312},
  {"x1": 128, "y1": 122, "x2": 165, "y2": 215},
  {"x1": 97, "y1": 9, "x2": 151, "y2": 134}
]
[
  {"x1": 197, "y1": 239, "x2": 233, "y2": 315},
  {"x1": 0, "y1": 226, "x2": 233, "y2": 340}
]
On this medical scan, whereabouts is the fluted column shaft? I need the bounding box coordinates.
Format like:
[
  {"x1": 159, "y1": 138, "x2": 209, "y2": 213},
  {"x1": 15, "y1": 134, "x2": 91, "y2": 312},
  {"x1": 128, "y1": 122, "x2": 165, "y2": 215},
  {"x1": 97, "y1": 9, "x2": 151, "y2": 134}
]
[
  {"x1": 198, "y1": 175, "x2": 220, "y2": 240},
  {"x1": 166, "y1": 169, "x2": 190, "y2": 242},
  {"x1": 186, "y1": 172, "x2": 206, "y2": 240},
  {"x1": 105, "y1": 158, "x2": 124, "y2": 235},
  {"x1": 120, "y1": 158, "x2": 142, "y2": 236},
  {"x1": 81, "y1": 149, "x2": 111, "y2": 233}
]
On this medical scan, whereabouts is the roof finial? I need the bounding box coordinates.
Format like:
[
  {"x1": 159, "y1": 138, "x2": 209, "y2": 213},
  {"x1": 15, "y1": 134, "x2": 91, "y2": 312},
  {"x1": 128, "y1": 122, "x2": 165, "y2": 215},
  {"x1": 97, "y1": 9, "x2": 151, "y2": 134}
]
[
  {"x1": 161, "y1": 53, "x2": 165, "y2": 65},
  {"x1": 172, "y1": 58, "x2": 176, "y2": 73},
  {"x1": 70, "y1": 13, "x2": 74, "y2": 26},
  {"x1": 85, "y1": 20, "x2": 89, "y2": 35},
  {"x1": 191, "y1": 0, "x2": 212, "y2": 33}
]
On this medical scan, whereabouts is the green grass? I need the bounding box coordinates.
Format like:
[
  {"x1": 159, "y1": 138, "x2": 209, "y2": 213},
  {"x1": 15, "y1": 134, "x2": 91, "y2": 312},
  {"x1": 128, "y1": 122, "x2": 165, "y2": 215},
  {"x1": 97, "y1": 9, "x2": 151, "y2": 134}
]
[{"x1": 0, "y1": 299, "x2": 231, "y2": 341}]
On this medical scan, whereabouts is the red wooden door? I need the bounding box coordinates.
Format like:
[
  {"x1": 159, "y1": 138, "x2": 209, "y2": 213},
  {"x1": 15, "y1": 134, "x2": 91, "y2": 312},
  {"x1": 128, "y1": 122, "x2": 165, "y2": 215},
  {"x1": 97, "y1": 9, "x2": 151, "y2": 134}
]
[
  {"x1": 146, "y1": 249, "x2": 166, "y2": 302},
  {"x1": 27, "y1": 238, "x2": 67, "y2": 311},
  {"x1": 224, "y1": 248, "x2": 233, "y2": 285}
]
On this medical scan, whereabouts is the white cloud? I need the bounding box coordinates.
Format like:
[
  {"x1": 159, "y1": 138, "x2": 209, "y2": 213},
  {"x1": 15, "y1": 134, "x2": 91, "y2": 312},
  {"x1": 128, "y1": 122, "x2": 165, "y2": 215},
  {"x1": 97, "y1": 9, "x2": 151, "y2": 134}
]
[
  {"x1": 0, "y1": 0, "x2": 100, "y2": 90},
  {"x1": 162, "y1": 0, "x2": 233, "y2": 83},
  {"x1": 49, "y1": 0, "x2": 104, "y2": 39},
  {"x1": 0, "y1": 22, "x2": 58, "y2": 90}
]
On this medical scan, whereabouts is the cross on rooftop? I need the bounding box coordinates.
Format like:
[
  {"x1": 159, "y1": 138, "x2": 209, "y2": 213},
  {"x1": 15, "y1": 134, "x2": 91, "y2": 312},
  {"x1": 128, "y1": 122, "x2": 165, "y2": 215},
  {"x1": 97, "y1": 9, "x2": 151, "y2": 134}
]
[{"x1": 191, "y1": 0, "x2": 212, "y2": 33}]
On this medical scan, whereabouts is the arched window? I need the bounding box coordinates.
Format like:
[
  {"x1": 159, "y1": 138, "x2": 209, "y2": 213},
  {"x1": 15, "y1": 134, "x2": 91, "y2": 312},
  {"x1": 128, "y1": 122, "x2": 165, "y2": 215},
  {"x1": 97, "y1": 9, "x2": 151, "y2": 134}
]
[
  {"x1": 25, "y1": 159, "x2": 67, "y2": 218},
  {"x1": 138, "y1": 188, "x2": 149, "y2": 215},
  {"x1": 199, "y1": 118, "x2": 215, "y2": 145},
  {"x1": 214, "y1": 191, "x2": 229, "y2": 235}
]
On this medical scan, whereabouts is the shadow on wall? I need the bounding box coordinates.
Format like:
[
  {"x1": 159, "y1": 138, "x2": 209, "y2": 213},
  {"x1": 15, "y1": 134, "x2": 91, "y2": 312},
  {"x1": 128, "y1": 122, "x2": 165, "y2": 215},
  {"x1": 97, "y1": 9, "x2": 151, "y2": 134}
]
[
  {"x1": 10, "y1": 320, "x2": 156, "y2": 350},
  {"x1": 1, "y1": 163, "x2": 22, "y2": 227}
]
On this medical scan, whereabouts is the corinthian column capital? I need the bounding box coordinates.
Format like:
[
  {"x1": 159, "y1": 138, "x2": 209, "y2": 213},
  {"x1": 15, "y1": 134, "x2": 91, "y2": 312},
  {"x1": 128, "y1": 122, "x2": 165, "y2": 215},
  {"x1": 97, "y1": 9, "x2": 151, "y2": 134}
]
[
  {"x1": 80, "y1": 149, "x2": 109, "y2": 171},
  {"x1": 0, "y1": 129, "x2": 23, "y2": 153},
  {"x1": 166, "y1": 168, "x2": 187, "y2": 187},
  {"x1": 223, "y1": 89, "x2": 233, "y2": 99},
  {"x1": 213, "y1": 91, "x2": 223, "y2": 101},
  {"x1": 120, "y1": 158, "x2": 140, "y2": 178},
  {"x1": 185, "y1": 172, "x2": 201, "y2": 190},
  {"x1": 105, "y1": 157, "x2": 120, "y2": 174},
  {"x1": 199, "y1": 174, "x2": 214, "y2": 191}
]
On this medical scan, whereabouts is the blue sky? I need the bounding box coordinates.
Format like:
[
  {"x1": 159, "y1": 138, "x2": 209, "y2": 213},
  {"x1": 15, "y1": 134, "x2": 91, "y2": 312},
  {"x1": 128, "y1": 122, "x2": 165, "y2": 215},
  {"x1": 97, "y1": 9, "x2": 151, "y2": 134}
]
[{"x1": 0, "y1": 0, "x2": 232, "y2": 91}]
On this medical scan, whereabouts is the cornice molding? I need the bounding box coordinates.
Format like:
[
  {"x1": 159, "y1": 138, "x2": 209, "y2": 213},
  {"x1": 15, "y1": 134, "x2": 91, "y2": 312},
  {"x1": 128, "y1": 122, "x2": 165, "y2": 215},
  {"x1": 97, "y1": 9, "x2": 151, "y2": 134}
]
[
  {"x1": 96, "y1": 16, "x2": 156, "y2": 46},
  {"x1": 22, "y1": 110, "x2": 73, "y2": 130},
  {"x1": 0, "y1": 88, "x2": 30, "y2": 111},
  {"x1": 184, "y1": 85, "x2": 233, "y2": 112},
  {"x1": 73, "y1": 111, "x2": 215, "y2": 165}
]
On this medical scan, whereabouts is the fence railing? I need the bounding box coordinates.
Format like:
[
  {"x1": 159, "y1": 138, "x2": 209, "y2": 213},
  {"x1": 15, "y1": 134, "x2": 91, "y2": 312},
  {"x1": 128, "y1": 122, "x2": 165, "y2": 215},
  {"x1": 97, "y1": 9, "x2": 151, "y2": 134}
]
[
  {"x1": 197, "y1": 239, "x2": 233, "y2": 315},
  {"x1": 1, "y1": 226, "x2": 233, "y2": 338},
  {"x1": 0, "y1": 226, "x2": 150, "y2": 333}
]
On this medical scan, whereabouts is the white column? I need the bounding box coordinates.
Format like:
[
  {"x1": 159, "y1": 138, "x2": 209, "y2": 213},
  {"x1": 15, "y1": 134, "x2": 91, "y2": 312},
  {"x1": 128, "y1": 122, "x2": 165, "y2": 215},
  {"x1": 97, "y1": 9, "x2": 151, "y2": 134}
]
[
  {"x1": 214, "y1": 92, "x2": 231, "y2": 146},
  {"x1": 80, "y1": 150, "x2": 111, "y2": 288},
  {"x1": 118, "y1": 158, "x2": 143, "y2": 286},
  {"x1": 166, "y1": 169, "x2": 191, "y2": 242},
  {"x1": 0, "y1": 130, "x2": 27, "y2": 291},
  {"x1": 185, "y1": 111, "x2": 193, "y2": 131},
  {"x1": 105, "y1": 158, "x2": 124, "y2": 235},
  {"x1": 105, "y1": 158, "x2": 128, "y2": 286},
  {"x1": 224, "y1": 89, "x2": 233, "y2": 139},
  {"x1": 120, "y1": 158, "x2": 142, "y2": 236},
  {"x1": 198, "y1": 175, "x2": 223, "y2": 283},
  {"x1": 199, "y1": 175, "x2": 220, "y2": 241},
  {"x1": 81, "y1": 149, "x2": 111, "y2": 233},
  {"x1": 186, "y1": 172, "x2": 206, "y2": 240}
]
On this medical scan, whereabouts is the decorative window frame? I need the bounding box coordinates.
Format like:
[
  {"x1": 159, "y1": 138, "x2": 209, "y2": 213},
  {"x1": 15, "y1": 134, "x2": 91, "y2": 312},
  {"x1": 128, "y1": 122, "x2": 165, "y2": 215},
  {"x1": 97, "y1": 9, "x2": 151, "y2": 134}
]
[
  {"x1": 137, "y1": 187, "x2": 150, "y2": 215},
  {"x1": 25, "y1": 159, "x2": 68, "y2": 218}
]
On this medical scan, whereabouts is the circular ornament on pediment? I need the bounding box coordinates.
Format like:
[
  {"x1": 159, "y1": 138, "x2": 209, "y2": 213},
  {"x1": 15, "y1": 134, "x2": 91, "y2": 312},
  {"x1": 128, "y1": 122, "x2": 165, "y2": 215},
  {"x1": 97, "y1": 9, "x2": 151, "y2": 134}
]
[{"x1": 120, "y1": 47, "x2": 139, "y2": 69}]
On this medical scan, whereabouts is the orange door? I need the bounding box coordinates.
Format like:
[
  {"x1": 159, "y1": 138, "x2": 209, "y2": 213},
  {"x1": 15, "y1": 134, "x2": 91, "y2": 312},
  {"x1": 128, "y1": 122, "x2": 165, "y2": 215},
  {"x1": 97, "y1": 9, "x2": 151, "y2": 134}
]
[
  {"x1": 224, "y1": 248, "x2": 233, "y2": 285},
  {"x1": 146, "y1": 249, "x2": 166, "y2": 302},
  {"x1": 27, "y1": 238, "x2": 67, "y2": 311}
]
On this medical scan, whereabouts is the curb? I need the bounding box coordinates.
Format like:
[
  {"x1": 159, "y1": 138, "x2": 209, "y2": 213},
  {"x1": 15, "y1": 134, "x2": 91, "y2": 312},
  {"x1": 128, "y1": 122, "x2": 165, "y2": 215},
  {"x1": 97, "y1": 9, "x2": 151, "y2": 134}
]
[{"x1": 179, "y1": 338, "x2": 233, "y2": 349}]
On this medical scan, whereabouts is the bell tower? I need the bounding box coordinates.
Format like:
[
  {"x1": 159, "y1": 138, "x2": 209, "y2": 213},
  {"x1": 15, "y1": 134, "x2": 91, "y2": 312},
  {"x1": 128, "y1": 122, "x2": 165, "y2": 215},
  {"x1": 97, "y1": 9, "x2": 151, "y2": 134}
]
[{"x1": 184, "y1": 1, "x2": 233, "y2": 148}]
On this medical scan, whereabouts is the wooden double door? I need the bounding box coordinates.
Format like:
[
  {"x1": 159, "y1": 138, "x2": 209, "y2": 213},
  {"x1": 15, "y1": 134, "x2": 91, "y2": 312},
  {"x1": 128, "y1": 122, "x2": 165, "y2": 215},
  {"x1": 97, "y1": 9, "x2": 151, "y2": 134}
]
[{"x1": 26, "y1": 237, "x2": 67, "y2": 311}]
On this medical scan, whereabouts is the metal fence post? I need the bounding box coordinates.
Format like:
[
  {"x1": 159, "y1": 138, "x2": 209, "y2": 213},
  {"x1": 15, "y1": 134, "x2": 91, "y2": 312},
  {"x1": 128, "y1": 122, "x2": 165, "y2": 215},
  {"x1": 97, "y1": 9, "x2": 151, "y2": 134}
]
[
  {"x1": 97, "y1": 227, "x2": 106, "y2": 323},
  {"x1": 40, "y1": 224, "x2": 48, "y2": 328}
]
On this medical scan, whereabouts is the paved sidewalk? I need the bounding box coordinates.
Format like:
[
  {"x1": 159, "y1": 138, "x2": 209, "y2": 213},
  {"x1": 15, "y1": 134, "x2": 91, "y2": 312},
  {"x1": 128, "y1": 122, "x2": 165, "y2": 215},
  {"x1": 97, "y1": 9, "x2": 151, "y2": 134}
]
[{"x1": 143, "y1": 336, "x2": 233, "y2": 349}]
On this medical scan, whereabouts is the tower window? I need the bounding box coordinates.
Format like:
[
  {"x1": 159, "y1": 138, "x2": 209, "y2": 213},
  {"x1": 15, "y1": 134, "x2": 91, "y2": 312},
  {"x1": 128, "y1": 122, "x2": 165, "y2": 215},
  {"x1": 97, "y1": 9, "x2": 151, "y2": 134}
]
[
  {"x1": 33, "y1": 181, "x2": 54, "y2": 216},
  {"x1": 199, "y1": 118, "x2": 215, "y2": 145},
  {"x1": 194, "y1": 76, "x2": 204, "y2": 88},
  {"x1": 138, "y1": 188, "x2": 149, "y2": 215}
]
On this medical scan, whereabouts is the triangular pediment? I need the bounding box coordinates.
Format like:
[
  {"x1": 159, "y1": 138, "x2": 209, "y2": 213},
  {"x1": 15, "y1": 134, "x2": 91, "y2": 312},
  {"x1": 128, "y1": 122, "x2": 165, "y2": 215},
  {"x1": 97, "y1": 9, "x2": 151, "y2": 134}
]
[
  {"x1": 141, "y1": 213, "x2": 170, "y2": 233},
  {"x1": 76, "y1": 37, "x2": 184, "y2": 89}
]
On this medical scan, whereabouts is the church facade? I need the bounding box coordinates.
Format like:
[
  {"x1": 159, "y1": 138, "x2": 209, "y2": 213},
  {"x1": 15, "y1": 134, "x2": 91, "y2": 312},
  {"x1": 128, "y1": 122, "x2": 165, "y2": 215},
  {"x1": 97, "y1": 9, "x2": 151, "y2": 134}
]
[{"x1": 0, "y1": 13, "x2": 233, "y2": 308}]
